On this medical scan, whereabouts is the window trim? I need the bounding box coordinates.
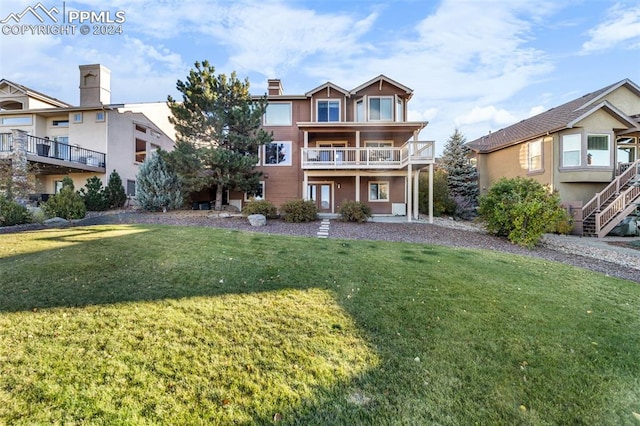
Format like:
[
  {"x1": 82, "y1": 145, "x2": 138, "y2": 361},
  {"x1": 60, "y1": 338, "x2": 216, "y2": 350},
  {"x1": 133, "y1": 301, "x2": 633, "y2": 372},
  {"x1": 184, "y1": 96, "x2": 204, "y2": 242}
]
[
  {"x1": 264, "y1": 102, "x2": 292, "y2": 126},
  {"x1": 72, "y1": 113, "x2": 83, "y2": 123},
  {"x1": 316, "y1": 99, "x2": 340, "y2": 122},
  {"x1": 527, "y1": 138, "x2": 543, "y2": 173},
  {"x1": 52, "y1": 120, "x2": 69, "y2": 128},
  {"x1": 263, "y1": 141, "x2": 292, "y2": 166},
  {"x1": 368, "y1": 181, "x2": 389, "y2": 202},
  {"x1": 96, "y1": 111, "x2": 105, "y2": 122}
]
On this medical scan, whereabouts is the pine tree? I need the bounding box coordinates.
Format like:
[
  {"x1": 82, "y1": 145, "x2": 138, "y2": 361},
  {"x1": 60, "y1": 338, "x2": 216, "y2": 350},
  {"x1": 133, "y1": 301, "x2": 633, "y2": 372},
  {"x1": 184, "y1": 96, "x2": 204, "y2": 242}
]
[
  {"x1": 167, "y1": 60, "x2": 272, "y2": 210},
  {"x1": 105, "y1": 169, "x2": 127, "y2": 209},
  {"x1": 80, "y1": 176, "x2": 108, "y2": 211},
  {"x1": 440, "y1": 128, "x2": 479, "y2": 218},
  {"x1": 136, "y1": 151, "x2": 182, "y2": 212}
]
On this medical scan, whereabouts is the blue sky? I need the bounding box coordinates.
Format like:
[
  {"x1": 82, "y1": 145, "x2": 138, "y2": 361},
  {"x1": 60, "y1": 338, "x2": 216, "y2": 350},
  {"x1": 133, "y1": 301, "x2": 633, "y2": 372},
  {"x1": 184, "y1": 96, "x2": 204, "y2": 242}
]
[{"x1": 1, "y1": 0, "x2": 639, "y2": 154}]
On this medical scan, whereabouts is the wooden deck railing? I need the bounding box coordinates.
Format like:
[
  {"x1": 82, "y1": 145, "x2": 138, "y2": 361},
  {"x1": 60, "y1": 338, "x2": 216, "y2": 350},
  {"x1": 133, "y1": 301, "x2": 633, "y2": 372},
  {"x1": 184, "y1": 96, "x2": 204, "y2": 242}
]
[{"x1": 301, "y1": 141, "x2": 434, "y2": 169}]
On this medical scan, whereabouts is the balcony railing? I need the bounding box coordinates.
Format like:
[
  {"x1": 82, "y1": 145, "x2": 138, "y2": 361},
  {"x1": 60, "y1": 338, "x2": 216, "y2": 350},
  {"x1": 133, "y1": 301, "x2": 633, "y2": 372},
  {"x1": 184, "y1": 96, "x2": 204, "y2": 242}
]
[
  {"x1": 0, "y1": 133, "x2": 106, "y2": 168},
  {"x1": 301, "y1": 141, "x2": 434, "y2": 169}
]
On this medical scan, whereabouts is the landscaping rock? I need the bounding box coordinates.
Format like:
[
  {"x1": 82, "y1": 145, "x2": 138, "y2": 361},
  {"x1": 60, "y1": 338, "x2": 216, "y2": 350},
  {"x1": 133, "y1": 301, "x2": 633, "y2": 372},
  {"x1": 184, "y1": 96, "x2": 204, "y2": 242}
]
[
  {"x1": 248, "y1": 214, "x2": 266, "y2": 227},
  {"x1": 44, "y1": 217, "x2": 70, "y2": 227}
]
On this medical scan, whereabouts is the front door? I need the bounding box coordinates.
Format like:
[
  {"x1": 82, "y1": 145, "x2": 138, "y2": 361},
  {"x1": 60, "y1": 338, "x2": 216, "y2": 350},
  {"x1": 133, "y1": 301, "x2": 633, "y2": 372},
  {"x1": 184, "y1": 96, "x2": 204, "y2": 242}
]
[{"x1": 308, "y1": 183, "x2": 332, "y2": 213}]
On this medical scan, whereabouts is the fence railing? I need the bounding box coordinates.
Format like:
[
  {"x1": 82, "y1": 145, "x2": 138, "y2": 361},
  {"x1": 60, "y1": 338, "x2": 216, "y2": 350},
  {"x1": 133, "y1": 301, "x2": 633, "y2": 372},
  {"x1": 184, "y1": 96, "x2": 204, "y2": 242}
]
[
  {"x1": 0, "y1": 133, "x2": 11, "y2": 152},
  {"x1": 27, "y1": 135, "x2": 106, "y2": 167},
  {"x1": 301, "y1": 141, "x2": 434, "y2": 169}
]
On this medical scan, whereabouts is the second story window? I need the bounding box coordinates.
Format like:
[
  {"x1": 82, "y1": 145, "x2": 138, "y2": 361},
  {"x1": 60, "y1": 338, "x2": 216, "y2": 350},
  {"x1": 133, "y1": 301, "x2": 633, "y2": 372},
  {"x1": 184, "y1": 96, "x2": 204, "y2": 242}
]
[
  {"x1": 52, "y1": 120, "x2": 69, "y2": 127},
  {"x1": 369, "y1": 97, "x2": 393, "y2": 121},
  {"x1": 317, "y1": 100, "x2": 339, "y2": 122},
  {"x1": 396, "y1": 98, "x2": 404, "y2": 122},
  {"x1": 264, "y1": 103, "x2": 291, "y2": 126}
]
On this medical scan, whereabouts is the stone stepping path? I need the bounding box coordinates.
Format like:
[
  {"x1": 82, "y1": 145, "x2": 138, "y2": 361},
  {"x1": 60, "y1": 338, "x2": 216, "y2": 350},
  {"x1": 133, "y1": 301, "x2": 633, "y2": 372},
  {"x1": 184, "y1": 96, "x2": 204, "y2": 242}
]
[{"x1": 317, "y1": 219, "x2": 330, "y2": 238}]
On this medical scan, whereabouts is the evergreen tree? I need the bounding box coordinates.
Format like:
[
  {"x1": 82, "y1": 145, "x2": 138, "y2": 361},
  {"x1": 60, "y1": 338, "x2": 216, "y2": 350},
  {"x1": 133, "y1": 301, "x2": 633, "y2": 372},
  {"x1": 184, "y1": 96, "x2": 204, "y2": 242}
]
[
  {"x1": 136, "y1": 150, "x2": 182, "y2": 212},
  {"x1": 105, "y1": 169, "x2": 127, "y2": 209},
  {"x1": 80, "y1": 176, "x2": 108, "y2": 211},
  {"x1": 42, "y1": 176, "x2": 86, "y2": 219},
  {"x1": 167, "y1": 60, "x2": 272, "y2": 210},
  {"x1": 440, "y1": 129, "x2": 479, "y2": 218}
]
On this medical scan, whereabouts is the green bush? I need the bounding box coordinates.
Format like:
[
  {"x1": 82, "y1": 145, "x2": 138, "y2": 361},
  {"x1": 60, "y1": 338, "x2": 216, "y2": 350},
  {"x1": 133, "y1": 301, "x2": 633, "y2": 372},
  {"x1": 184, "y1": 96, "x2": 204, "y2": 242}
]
[
  {"x1": 80, "y1": 176, "x2": 108, "y2": 211},
  {"x1": 280, "y1": 199, "x2": 317, "y2": 223},
  {"x1": 0, "y1": 198, "x2": 32, "y2": 226},
  {"x1": 338, "y1": 200, "x2": 372, "y2": 223},
  {"x1": 242, "y1": 199, "x2": 278, "y2": 219},
  {"x1": 478, "y1": 177, "x2": 573, "y2": 248},
  {"x1": 419, "y1": 169, "x2": 457, "y2": 217},
  {"x1": 41, "y1": 177, "x2": 86, "y2": 220}
]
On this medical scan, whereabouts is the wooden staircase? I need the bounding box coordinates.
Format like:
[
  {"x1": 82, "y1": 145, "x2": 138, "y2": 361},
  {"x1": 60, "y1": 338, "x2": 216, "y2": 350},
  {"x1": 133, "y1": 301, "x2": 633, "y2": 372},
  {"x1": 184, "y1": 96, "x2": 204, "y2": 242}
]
[{"x1": 581, "y1": 160, "x2": 640, "y2": 237}]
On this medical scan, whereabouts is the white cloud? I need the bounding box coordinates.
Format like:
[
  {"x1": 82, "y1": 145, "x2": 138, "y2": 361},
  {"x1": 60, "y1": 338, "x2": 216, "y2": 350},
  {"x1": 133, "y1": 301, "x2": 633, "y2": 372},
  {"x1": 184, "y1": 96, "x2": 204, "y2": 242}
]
[
  {"x1": 527, "y1": 105, "x2": 546, "y2": 117},
  {"x1": 582, "y1": 4, "x2": 640, "y2": 53},
  {"x1": 455, "y1": 106, "x2": 517, "y2": 127}
]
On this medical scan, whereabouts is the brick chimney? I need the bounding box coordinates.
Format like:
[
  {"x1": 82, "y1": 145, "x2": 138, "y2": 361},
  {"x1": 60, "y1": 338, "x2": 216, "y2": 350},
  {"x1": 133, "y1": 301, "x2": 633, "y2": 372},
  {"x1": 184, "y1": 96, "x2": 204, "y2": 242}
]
[
  {"x1": 267, "y1": 79, "x2": 283, "y2": 96},
  {"x1": 79, "y1": 64, "x2": 111, "y2": 106}
]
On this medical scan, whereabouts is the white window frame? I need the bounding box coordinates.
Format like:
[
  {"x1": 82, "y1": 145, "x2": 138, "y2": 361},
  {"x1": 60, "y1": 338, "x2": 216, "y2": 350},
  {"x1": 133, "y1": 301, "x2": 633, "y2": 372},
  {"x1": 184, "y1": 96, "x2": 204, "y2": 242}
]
[
  {"x1": 244, "y1": 181, "x2": 265, "y2": 201},
  {"x1": 586, "y1": 134, "x2": 610, "y2": 167},
  {"x1": 562, "y1": 134, "x2": 582, "y2": 167},
  {"x1": 264, "y1": 102, "x2": 292, "y2": 126},
  {"x1": 1, "y1": 116, "x2": 32, "y2": 126},
  {"x1": 263, "y1": 141, "x2": 292, "y2": 166},
  {"x1": 527, "y1": 138, "x2": 542, "y2": 172},
  {"x1": 72, "y1": 113, "x2": 83, "y2": 123},
  {"x1": 368, "y1": 96, "x2": 394, "y2": 121},
  {"x1": 355, "y1": 99, "x2": 364, "y2": 122},
  {"x1": 396, "y1": 97, "x2": 404, "y2": 122},
  {"x1": 96, "y1": 111, "x2": 105, "y2": 122},
  {"x1": 316, "y1": 99, "x2": 340, "y2": 122},
  {"x1": 369, "y1": 181, "x2": 389, "y2": 202}
]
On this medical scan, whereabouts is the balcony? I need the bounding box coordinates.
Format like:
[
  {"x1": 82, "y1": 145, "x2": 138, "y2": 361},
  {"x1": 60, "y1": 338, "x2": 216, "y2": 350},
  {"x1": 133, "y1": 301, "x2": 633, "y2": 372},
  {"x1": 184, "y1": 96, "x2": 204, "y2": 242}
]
[
  {"x1": 301, "y1": 141, "x2": 434, "y2": 170},
  {"x1": 0, "y1": 133, "x2": 106, "y2": 174}
]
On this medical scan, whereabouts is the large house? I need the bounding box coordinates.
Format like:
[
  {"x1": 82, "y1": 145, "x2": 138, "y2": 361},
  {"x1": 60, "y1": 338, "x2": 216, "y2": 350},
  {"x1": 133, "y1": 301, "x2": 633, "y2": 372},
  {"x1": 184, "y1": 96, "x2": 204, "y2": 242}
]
[
  {"x1": 0, "y1": 64, "x2": 175, "y2": 202},
  {"x1": 467, "y1": 79, "x2": 640, "y2": 237},
  {"x1": 225, "y1": 75, "x2": 436, "y2": 221}
]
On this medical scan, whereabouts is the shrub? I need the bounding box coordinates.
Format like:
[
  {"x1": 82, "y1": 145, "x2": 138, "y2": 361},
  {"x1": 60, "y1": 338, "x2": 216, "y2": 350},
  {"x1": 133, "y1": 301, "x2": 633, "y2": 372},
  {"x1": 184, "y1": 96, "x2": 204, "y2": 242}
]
[
  {"x1": 419, "y1": 169, "x2": 457, "y2": 217},
  {"x1": 80, "y1": 176, "x2": 108, "y2": 211},
  {"x1": 41, "y1": 176, "x2": 86, "y2": 220},
  {"x1": 105, "y1": 169, "x2": 127, "y2": 209},
  {"x1": 280, "y1": 199, "x2": 317, "y2": 223},
  {"x1": 0, "y1": 198, "x2": 32, "y2": 226},
  {"x1": 478, "y1": 177, "x2": 573, "y2": 248},
  {"x1": 338, "y1": 200, "x2": 372, "y2": 223},
  {"x1": 136, "y1": 151, "x2": 183, "y2": 212},
  {"x1": 242, "y1": 199, "x2": 278, "y2": 219}
]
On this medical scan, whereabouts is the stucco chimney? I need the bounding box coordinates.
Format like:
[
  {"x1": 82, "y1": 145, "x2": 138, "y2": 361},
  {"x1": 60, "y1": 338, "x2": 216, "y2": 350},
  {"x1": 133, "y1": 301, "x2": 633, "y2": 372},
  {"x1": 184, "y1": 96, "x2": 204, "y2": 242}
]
[
  {"x1": 267, "y1": 79, "x2": 283, "y2": 96},
  {"x1": 79, "y1": 64, "x2": 111, "y2": 106}
]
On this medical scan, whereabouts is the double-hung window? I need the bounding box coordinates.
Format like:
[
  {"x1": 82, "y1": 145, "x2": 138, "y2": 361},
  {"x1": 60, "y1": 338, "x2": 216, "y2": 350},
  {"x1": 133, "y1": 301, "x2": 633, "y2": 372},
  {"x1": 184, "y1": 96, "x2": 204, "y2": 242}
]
[
  {"x1": 527, "y1": 139, "x2": 542, "y2": 172},
  {"x1": 562, "y1": 134, "x2": 581, "y2": 167},
  {"x1": 317, "y1": 100, "x2": 339, "y2": 122}
]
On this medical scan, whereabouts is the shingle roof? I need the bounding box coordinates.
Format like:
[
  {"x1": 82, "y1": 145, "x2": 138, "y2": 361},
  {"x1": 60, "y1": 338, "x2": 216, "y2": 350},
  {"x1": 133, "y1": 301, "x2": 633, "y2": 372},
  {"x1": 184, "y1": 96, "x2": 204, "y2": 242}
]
[
  {"x1": 0, "y1": 78, "x2": 72, "y2": 108},
  {"x1": 467, "y1": 79, "x2": 640, "y2": 153}
]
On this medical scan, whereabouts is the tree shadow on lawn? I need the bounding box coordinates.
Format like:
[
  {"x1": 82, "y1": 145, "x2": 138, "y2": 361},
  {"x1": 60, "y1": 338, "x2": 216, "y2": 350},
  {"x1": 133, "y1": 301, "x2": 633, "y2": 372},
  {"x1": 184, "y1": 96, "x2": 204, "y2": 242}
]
[{"x1": 0, "y1": 225, "x2": 635, "y2": 424}]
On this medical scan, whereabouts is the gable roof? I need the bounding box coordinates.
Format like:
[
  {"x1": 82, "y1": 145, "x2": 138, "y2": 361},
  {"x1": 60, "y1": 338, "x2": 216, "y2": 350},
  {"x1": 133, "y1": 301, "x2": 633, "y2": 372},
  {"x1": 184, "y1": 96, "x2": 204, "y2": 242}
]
[
  {"x1": 305, "y1": 82, "x2": 350, "y2": 97},
  {"x1": 0, "y1": 79, "x2": 72, "y2": 108},
  {"x1": 350, "y1": 74, "x2": 414, "y2": 98},
  {"x1": 467, "y1": 78, "x2": 640, "y2": 153}
]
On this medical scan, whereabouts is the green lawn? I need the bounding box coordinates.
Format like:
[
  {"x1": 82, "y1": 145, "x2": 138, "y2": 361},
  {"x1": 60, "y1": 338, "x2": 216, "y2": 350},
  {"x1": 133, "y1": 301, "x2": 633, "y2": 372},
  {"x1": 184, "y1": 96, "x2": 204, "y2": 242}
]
[{"x1": 1, "y1": 225, "x2": 639, "y2": 425}]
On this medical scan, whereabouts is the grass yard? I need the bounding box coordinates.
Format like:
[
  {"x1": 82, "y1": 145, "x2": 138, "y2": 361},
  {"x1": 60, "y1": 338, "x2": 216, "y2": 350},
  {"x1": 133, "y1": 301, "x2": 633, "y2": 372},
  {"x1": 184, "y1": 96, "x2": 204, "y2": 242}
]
[{"x1": 1, "y1": 225, "x2": 639, "y2": 425}]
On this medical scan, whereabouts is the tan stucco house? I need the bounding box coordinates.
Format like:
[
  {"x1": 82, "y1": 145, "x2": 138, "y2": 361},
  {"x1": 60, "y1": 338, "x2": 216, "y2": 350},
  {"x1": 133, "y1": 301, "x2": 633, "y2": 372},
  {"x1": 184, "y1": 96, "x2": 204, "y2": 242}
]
[
  {"x1": 467, "y1": 79, "x2": 640, "y2": 237},
  {"x1": 223, "y1": 75, "x2": 435, "y2": 221},
  {"x1": 0, "y1": 64, "x2": 175, "y2": 201}
]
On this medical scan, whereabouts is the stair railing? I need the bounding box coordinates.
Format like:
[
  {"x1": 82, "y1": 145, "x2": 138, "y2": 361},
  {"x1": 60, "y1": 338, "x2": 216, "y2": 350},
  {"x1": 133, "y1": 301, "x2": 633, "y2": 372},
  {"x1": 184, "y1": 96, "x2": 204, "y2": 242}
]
[{"x1": 581, "y1": 159, "x2": 640, "y2": 220}]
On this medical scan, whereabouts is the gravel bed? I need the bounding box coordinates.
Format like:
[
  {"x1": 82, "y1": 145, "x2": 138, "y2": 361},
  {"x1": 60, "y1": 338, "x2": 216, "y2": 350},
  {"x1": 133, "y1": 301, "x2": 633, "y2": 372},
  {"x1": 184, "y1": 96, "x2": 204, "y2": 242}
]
[{"x1": 2, "y1": 211, "x2": 638, "y2": 284}]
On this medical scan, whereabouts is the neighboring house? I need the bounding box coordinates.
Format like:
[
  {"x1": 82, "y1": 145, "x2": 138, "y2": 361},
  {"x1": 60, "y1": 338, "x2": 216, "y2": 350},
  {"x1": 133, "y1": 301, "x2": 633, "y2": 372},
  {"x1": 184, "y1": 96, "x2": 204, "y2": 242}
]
[
  {"x1": 0, "y1": 64, "x2": 175, "y2": 202},
  {"x1": 467, "y1": 79, "x2": 640, "y2": 237},
  {"x1": 225, "y1": 75, "x2": 435, "y2": 221}
]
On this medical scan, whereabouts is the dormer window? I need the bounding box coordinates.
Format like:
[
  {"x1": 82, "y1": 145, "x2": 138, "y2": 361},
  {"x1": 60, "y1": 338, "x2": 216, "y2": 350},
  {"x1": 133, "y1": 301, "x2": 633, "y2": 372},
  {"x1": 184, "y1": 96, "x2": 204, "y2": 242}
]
[{"x1": 317, "y1": 100, "x2": 339, "y2": 122}]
